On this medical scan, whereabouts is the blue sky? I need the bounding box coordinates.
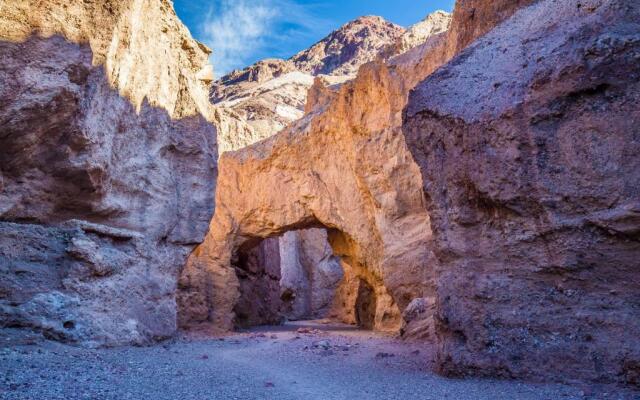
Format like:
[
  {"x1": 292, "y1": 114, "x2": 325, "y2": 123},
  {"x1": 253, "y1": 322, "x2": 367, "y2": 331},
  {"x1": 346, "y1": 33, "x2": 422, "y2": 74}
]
[{"x1": 173, "y1": 0, "x2": 455, "y2": 77}]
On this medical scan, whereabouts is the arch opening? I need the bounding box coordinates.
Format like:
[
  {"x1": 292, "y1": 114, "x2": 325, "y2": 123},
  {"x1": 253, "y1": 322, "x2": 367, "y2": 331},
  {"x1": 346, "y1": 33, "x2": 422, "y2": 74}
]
[{"x1": 230, "y1": 227, "x2": 374, "y2": 330}]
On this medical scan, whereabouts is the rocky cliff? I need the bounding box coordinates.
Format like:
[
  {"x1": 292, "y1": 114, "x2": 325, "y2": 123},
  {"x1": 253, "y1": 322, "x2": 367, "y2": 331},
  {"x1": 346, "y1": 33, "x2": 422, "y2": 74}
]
[
  {"x1": 192, "y1": 12, "x2": 451, "y2": 331},
  {"x1": 0, "y1": 0, "x2": 217, "y2": 346},
  {"x1": 178, "y1": 0, "x2": 639, "y2": 387},
  {"x1": 404, "y1": 0, "x2": 640, "y2": 385}
]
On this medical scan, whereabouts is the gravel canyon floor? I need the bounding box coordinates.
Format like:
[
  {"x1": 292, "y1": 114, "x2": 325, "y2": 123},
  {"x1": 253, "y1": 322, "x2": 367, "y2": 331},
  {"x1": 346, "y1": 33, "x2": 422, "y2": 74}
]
[{"x1": 1, "y1": 322, "x2": 637, "y2": 400}]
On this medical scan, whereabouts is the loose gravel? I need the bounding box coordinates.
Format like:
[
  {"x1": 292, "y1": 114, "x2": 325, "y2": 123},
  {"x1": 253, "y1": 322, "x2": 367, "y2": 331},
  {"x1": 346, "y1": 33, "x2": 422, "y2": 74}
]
[{"x1": 1, "y1": 322, "x2": 637, "y2": 400}]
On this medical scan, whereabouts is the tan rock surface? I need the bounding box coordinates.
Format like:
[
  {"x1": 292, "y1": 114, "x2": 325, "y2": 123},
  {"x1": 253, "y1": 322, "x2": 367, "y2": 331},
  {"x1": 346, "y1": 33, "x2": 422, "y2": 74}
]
[
  {"x1": 0, "y1": 0, "x2": 214, "y2": 119},
  {"x1": 203, "y1": 12, "x2": 453, "y2": 329},
  {"x1": 290, "y1": 15, "x2": 405, "y2": 77}
]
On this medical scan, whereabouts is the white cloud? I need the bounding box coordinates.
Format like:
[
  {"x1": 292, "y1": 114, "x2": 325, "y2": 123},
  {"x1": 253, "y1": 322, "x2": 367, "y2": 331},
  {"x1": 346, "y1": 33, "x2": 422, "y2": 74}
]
[{"x1": 200, "y1": 0, "x2": 330, "y2": 77}]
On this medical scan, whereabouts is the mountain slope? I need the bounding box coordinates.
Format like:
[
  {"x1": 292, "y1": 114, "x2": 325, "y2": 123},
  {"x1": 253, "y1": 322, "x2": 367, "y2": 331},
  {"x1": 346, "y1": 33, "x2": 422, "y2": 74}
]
[
  {"x1": 290, "y1": 15, "x2": 405, "y2": 76},
  {"x1": 212, "y1": 12, "x2": 451, "y2": 153}
]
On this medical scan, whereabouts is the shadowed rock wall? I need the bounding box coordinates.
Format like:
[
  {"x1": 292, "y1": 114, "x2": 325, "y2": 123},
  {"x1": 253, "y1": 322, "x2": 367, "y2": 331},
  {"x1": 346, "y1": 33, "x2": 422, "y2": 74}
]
[
  {"x1": 0, "y1": 0, "x2": 218, "y2": 346},
  {"x1": 404, "y1": 0, "x2": 640, "y2": 385}
]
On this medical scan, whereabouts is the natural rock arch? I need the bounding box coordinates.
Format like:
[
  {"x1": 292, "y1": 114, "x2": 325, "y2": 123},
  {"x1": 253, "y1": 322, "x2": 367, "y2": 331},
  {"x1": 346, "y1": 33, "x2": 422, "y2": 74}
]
[
  {"x1": 176, "y1": 56, "x2": 441, "y2": 331},
  {"x1": 176, "y1": 0, "x2": 536, "y2": 336},
  {"x1": 177, "y1": 161, "x2": 413, "y2": 332}
]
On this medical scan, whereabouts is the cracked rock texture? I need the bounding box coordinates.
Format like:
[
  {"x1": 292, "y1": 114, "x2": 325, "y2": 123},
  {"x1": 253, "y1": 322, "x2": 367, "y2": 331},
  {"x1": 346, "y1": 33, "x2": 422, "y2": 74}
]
[
  {"x1": 0, "y1": 0, "x2": 217, "y2": 346},
  {"x1": 404, "y1": 0, "x2": 640, "y2": 385}
]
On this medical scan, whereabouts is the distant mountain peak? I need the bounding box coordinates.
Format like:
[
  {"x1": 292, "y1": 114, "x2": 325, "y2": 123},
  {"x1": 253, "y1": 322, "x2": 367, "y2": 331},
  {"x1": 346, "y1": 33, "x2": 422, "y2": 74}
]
[{"x1": 289, "y1": 15, "x2": 405, "y2": 76}]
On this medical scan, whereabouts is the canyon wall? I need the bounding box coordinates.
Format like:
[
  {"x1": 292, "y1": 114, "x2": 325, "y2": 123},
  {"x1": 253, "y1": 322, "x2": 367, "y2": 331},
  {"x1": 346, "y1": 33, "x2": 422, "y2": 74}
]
[
  {"x1": 179, "y1": 0, "x2": 640, "y2": 386},
  {"x1": 178, "y1": 0, "x2": 530, "y2": 335},
  {"x1": 278, "y1": 229, "x2": 345, "y2": 321},
  {"x1": 184, "y1": 12, "x2": 451, "y2": 331},
  {"x1": 404, "y1": 0, "x2": 639, "y2": 385},
  {"x1": 0, "y1": 0, "x2": 217, "y2": 346}
]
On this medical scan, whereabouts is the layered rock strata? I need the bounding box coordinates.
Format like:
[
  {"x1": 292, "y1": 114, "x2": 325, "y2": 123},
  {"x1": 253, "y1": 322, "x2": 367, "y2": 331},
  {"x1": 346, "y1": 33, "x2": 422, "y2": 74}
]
[
  {"x1": 0, "y1": 0, "x2": 217, "y2": 346},
  {"x1": 404, "y1": 0, "x2": 640, "y2": 385}
]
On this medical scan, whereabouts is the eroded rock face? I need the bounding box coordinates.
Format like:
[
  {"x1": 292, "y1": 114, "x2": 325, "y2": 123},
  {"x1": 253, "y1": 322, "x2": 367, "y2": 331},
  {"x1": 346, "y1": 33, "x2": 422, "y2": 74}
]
[
  {"x1": 178, "y1": 22, "x2": 450, "y2": 334},
  {"x1": 400, "y1": 298, "x2": 436, "y2": 341},
  {"x1": 0, "y1": 0, "x2": 217, "y2": 346},
  {"x1": 182, "y1": 0, "x2": 522, "y2": 334},
  {"x1": 404, "y1": 0, "x2": 640, "y2": 385},
  {"x1": 190, "y1": 12, "x2": 451, "y2": 332}
]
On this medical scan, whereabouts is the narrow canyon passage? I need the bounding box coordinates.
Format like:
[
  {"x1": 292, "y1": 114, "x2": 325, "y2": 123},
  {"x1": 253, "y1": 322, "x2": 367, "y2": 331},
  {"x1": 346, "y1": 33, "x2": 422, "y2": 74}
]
[
  {"x1": 231, "y1": 228, "x2": 380, "y2": 331},
  {"x1": 1, "y1": 0, "x2": 639, "y2": 396}
]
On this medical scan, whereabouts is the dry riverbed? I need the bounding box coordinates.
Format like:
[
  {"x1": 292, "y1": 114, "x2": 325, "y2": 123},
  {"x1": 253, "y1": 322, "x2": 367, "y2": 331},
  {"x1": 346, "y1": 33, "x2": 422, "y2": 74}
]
[{"x1": 1, "y1": 321, "x2": 637, "y2": 400}]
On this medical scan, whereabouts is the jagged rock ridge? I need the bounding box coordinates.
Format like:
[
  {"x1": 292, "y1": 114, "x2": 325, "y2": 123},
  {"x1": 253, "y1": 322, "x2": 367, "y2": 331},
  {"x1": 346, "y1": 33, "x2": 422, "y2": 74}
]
[
  {"x1": 211, "y1": 12, "x2": 452, "y2": 153},
  {"x1": 290, "y1": 15, "x2": 405, "y2": 76}
]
